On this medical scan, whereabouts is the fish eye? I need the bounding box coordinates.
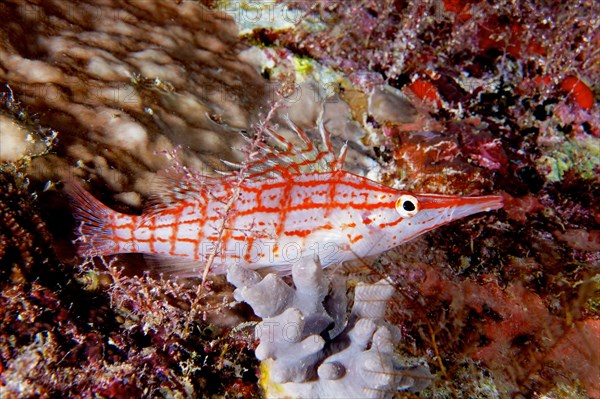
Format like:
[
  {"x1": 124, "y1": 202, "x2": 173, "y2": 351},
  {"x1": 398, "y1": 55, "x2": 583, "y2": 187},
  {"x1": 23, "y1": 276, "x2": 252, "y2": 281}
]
[{"x1": 395, "y1": 195, "x2": 419, "y2": 218}]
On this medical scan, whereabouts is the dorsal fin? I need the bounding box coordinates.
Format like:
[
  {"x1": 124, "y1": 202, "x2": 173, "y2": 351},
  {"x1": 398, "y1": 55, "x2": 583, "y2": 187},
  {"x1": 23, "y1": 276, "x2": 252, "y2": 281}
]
[
  {"x1": 142, "y1": 169, "x2": 222, "y2": 220},
  {"x1": 142, "y1": 113, "x2": 346, "y2": 222},
  {"x1": 222, "y1": 113, "x2": 347, "y2": 179}
]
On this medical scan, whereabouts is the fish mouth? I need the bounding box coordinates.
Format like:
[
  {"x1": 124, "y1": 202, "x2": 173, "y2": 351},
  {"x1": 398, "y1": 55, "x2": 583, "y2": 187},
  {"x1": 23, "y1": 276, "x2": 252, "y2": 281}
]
[{"x1": 415, "y1": 193, "x2": 504, "y2": 220}]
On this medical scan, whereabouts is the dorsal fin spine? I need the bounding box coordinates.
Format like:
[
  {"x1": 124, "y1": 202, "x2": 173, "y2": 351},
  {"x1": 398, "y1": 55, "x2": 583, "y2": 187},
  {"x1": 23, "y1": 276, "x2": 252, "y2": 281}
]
[
  {"x1": 209, "y1": 115, "x2": 346, "y2": 180},
  {"x1": 334, "y1": 142, "x2": 348, "y2": 171},
  {"x1": 318, "y1": 118, "x2": 335, "y2": 155}
]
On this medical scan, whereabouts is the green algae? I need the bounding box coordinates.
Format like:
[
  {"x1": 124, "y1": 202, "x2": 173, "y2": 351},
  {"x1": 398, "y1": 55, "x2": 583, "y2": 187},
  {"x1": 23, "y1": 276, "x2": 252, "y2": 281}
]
[{"x1": 537, "y1": 136, "x2": 600, "y2": 183}]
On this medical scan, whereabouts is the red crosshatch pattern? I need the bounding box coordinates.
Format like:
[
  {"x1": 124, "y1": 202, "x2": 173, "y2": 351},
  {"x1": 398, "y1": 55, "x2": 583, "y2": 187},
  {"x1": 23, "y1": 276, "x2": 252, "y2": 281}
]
[{"x1": 67, "y1": 121, "x2": 503, "y2": 275}]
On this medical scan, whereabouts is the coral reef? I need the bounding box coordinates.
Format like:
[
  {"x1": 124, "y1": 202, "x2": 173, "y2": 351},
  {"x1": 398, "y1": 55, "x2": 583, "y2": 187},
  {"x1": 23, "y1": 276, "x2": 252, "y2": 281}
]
[
  {"x1": 227, "y1": 259, "x2": 431, "y2": 398},
  {"x1": 0, "y1": 170, "x2": 260, "y2": 398},
  {"x1": 0, "y1": 0, "x2": 598, "y2": 397},
  {"x1": 244, "y1": 0, "x2": 599, "y2": 191},
  {"x1": 237, "y1": 0, "x2": 599, "y2": 396}
]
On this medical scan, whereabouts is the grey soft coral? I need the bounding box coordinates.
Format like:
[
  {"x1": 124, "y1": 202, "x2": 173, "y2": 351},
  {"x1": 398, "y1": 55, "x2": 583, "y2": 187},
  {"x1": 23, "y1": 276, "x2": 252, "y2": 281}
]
[{"x1": 227, "y1": 258, "x2": 431, "y2": 398}]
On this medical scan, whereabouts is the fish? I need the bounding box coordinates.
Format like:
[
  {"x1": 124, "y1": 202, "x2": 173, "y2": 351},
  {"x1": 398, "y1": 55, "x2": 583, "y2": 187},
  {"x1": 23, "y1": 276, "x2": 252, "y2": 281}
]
[{"x1": 66, "y1": 119, "x2": 503, "y2": 276}]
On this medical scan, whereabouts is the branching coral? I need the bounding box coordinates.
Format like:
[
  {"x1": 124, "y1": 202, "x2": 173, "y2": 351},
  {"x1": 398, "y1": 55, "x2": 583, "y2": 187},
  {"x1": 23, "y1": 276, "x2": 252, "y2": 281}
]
[{"x1": 227, "y1": 259, "x2": 431, "y2": 398}]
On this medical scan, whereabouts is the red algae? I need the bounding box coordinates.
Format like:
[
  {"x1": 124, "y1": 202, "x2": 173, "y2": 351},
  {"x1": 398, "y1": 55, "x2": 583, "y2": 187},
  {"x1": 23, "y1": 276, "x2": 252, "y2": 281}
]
[
  {"x1": 548, "y1": 320, "x2": 600, "y2": 398},
  {"x1": 501, "y1": 194, "x2": 544, "y2": 223},
  {"x1": 0, "y1": 169, "x2": 260, "y2": 397},
  {"x1": 553, "y1": 229, "x2": 600, "y2": 252},
  {"x1": 560, "y1": 76, "x2": 595, "y2": 110},
  {"x1": 383, "y1": 258, "x2": 600, "y2": 397},
  {"x1": 406, "y1": 78, "x2": 442, "y2": 107}
]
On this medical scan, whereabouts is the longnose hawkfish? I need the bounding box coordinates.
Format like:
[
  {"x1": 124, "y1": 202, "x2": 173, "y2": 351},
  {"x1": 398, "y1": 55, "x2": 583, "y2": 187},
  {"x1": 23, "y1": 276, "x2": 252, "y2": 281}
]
[{"x1": 67, "y1": 119, "x2": 503, "y2": 276}]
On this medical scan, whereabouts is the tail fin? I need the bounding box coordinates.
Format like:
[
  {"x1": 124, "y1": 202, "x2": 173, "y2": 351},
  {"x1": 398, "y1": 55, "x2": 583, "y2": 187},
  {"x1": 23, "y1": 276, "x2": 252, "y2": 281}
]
[{"x1": 65, "y1": 181, "x2": 119, "y2": 257}]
